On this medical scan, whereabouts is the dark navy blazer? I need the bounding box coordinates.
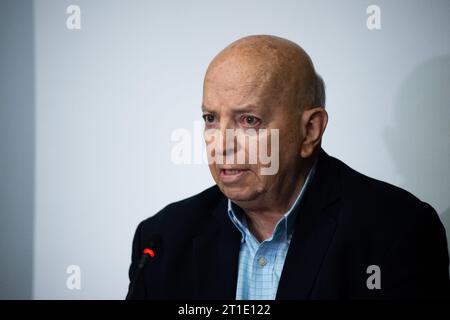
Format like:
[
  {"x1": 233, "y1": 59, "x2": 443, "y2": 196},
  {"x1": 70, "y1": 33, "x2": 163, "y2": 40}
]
[{"x1": 127, "y1": 149, "x2": 450, "y2": 299}]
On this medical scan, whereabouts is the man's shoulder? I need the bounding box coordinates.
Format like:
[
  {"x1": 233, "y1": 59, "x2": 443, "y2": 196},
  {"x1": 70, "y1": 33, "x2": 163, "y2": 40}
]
[
  {"x1": 330, "y1": 153, "x2": 441, "y2": 231},
  {"x1": 138, "y1": 185, "x2": 224, "y2": 236},
  {"x1": 337, "y1": 156, "x2": 422, "y2": 207}
]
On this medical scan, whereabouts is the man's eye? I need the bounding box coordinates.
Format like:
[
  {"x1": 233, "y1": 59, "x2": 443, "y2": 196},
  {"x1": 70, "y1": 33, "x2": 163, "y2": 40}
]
[
  {"x1": 202, "y1": 114, "x2": 215, "y2": 124},
  {"x1": 241, "y1": 115, "x2": 261, "y2": 127}
]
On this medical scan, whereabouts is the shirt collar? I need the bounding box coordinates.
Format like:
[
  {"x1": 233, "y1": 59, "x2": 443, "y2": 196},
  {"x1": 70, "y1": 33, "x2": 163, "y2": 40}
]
[{"x1": 227, "y1": 159, "x2": 318, "y2": 244}]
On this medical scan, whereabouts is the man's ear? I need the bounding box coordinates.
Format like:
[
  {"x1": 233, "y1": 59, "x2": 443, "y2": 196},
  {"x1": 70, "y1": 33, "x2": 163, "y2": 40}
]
[{"x1": 300, "y1": 107, "x2": 328, "y2": 158}]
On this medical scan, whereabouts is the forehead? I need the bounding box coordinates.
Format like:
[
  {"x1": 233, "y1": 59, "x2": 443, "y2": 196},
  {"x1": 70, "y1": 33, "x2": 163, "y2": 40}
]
[
  {"x1": 203, "y1": 70, "x2": 284, "y2": 113},
  {"x1": 202, "y1": 81, "x2": 277, "y2": 115},
  {"x1": 202, "y1": 51, "x2": 298, "y2": 115}
]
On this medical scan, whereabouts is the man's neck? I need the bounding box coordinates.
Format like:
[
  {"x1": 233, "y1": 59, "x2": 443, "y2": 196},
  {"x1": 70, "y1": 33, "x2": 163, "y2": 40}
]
[{"x1": 234, "y1": 157, "x2": 315, "y2": 242}]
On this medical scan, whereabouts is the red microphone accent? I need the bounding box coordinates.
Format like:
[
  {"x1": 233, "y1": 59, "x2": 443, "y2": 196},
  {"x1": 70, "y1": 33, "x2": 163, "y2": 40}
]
[{"x1": 143, "y1": 248, "x2": 155, "y2": 258}]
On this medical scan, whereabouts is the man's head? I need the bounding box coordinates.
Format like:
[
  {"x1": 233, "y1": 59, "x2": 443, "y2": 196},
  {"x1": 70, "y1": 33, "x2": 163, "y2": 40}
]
[{"x1": 202, "y1": 35, "x2": 327, "y2": 206}]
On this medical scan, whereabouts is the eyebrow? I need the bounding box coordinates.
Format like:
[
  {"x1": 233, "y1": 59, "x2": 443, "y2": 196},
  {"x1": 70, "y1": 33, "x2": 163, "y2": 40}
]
[{"x1": 201, "y1": 104, "x2": 262, "y2": 113}]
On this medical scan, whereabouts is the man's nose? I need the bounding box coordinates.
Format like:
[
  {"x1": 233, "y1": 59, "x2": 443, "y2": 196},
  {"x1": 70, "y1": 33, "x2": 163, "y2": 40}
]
[{"x1": 216, "y1": 120, "x2": 237, "y2": 158}]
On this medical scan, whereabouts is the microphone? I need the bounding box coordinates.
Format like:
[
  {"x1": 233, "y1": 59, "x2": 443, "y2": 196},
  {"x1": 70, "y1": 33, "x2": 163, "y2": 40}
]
[{"x1": 127, "y1": 234, "x2": 162, "y2": 299}]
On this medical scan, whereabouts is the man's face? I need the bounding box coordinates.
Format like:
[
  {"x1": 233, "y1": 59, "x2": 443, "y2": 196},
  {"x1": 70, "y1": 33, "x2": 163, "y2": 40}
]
[{"x1": 202, "y1": 58, "x2": 304, "y2": 203}]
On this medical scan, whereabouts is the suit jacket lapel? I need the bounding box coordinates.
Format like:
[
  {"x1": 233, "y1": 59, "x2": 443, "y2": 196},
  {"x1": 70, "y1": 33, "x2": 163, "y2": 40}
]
[
  {"x1": 276, "y1": 149, "x2": 342, "y2": 299},
  {"x1": 192, "y1": 196, "x2": 242, "y2": 299},
  {"x1": 192, "y1": 149, "x2": 342, "y2": 300}
]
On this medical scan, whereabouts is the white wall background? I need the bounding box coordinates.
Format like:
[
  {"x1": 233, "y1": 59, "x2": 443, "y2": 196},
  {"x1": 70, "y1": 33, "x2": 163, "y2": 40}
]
[{"x1": 1, "y1": 0, "x2": 449, "y2": 299}]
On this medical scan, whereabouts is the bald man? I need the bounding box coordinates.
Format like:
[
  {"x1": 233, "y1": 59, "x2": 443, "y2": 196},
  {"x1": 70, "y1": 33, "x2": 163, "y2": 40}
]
[{"x1": 126, "y1": 35, "x2": 449, "y2": 300}]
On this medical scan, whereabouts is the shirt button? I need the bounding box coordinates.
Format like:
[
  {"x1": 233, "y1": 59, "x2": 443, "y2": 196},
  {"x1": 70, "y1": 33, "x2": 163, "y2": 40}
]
[{"x1": 258, "y1": 257, "x2": 267, "y2": 267}]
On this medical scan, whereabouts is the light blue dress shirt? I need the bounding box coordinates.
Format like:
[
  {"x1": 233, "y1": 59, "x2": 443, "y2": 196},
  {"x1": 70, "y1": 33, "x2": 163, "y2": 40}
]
[{"x1": 227, "y1": 163, "x2": 316, "y2": 300}]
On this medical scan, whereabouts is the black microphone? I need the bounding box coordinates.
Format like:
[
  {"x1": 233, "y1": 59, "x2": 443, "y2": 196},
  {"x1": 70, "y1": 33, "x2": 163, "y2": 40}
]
[{"x1": 127, "y1": 234, "x2": 161, "y2": 300}]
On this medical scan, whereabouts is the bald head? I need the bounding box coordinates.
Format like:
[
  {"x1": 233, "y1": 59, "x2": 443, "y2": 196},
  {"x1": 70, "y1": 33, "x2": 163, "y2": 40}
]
[
  {"x1": 204, "y1": 35, "x2": 324, "y2": 112},
  {"x1": 202, "y1": 35, "x2": 328, "y2": 207}
]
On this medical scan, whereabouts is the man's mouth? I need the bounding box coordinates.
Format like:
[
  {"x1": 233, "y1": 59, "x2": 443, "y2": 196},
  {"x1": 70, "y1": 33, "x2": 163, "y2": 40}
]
[
  {"x1": 222, "y1": 169, "x2": 247, "y2": 175},
  {"x1": 219, "y1": 168, "x2": 250, "y2": 183}
]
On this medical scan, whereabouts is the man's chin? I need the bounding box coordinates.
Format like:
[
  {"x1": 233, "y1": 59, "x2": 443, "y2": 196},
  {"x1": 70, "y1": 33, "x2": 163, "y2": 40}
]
[{"x1": 218, "y1": 184, "x2": 259, "y2": 202}]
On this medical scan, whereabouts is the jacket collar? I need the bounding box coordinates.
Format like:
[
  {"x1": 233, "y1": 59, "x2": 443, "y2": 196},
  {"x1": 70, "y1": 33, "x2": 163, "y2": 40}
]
[{"x1": 192, "y1": 148, "x2": 342, "y2": 299}]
